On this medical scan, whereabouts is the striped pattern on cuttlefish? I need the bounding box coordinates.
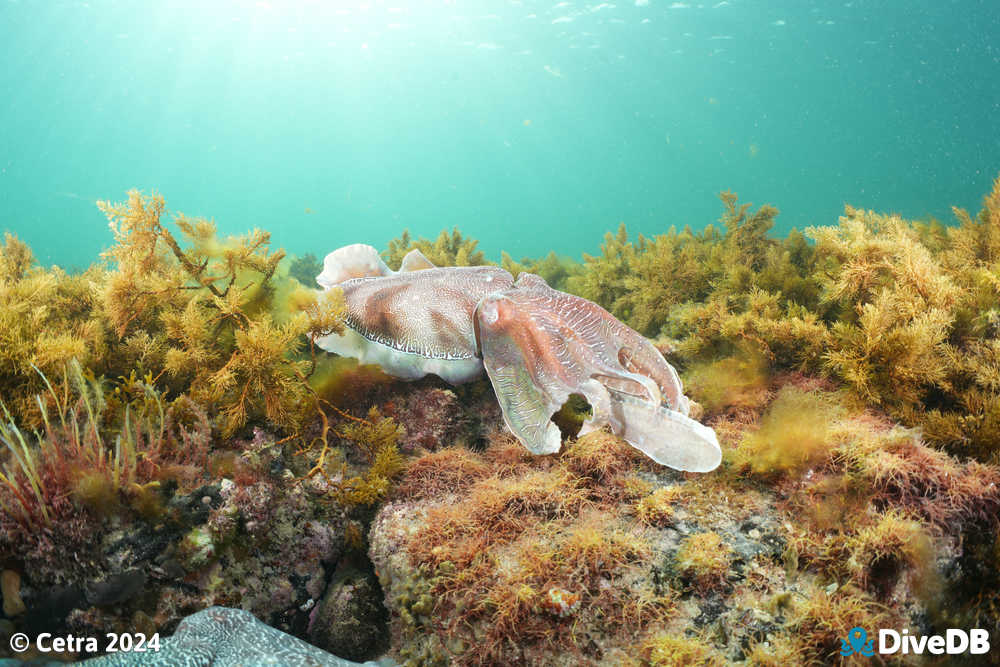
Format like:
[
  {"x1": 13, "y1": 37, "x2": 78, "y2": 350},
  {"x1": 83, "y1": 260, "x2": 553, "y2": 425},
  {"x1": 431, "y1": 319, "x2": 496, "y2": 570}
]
[{"x1": 314, "y1": 244, "x2": 721, "y2": 473}]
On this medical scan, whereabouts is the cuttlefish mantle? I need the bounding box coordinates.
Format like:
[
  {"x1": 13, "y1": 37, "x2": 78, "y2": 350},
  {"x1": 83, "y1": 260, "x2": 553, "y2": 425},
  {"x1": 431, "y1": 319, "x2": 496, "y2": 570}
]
[{"x1": 314, "y1": 244, "x2": 721, "y2": 473}]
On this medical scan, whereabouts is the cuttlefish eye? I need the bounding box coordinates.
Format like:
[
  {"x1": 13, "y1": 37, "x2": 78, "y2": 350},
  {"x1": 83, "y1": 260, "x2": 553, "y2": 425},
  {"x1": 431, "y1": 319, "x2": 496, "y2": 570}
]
[{"x1": 478, "y1": 296, "x2": 515, "y2": 328}]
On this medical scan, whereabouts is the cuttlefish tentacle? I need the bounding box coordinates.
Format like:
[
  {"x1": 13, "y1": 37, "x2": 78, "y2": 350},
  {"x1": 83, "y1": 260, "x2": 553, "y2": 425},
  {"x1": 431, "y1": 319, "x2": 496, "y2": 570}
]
[
  {"x1": 605, "y1": 389, "x2": 719, "y2": 471},
  {"x1": 476, "y1": 292, "x2": 625, "y2": 450}
]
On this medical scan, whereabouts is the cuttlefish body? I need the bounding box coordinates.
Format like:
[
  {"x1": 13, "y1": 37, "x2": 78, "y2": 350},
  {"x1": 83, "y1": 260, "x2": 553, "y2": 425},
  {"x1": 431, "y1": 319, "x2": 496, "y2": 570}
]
[{"x1": 315, "y1": 244, "x2": 721, "y2": 472}]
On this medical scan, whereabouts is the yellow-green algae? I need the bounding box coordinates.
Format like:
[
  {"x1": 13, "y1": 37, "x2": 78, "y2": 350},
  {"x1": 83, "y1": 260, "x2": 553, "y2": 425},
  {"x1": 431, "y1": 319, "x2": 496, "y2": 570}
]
[{"x1": 0, "y1": 191, "x2": 404, "y2": 553}]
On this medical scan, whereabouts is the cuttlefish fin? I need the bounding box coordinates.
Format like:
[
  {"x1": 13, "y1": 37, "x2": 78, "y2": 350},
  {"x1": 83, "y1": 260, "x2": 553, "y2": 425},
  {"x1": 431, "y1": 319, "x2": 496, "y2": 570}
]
[
  {"x1": 607, "y1": 390, "x2": 721, "y2": 472},
  {"x1": 399, "y1": 248, "x2": 436, "y2": 272},
  {"x1": 316, "y1": 244, "x2": 392, "y2": 289}
]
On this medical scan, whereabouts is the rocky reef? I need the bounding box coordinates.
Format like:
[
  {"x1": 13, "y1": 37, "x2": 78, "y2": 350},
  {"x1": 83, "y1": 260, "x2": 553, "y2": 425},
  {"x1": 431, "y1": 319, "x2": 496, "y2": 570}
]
[
  {"x1": 369, "y1": 375, "x2": 999, "y2": 665},
  {"x1": 2, "y1": 176, "x2": 1000, "y2": 665}
]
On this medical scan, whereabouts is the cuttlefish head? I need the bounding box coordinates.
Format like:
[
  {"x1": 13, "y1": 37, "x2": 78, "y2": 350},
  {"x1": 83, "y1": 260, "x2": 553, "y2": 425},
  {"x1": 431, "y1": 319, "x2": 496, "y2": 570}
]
[
  {"x1": 475, "y1": 273, "x2": 721, "y2": 472},
  {"x1": 475, "y1": 291, "x2": 568, "y2": 456}
]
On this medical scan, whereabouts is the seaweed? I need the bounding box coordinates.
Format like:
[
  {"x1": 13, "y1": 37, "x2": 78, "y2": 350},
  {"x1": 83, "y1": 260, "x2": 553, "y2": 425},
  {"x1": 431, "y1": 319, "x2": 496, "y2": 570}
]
[
  {"x1": 328, "y1": 407, "x2": 406, "y2": 507},
  {"x1": 0, "y1": 232, "x2": 33, "y2": 283},
  {"x1": 734, "y1": 386, "x2": 842, "y2": 478},
  {"x1": 552, "y1": 177, "x2": 1000, "y2": 462},
  {"x1": 499, "y1": 250, "x2": 580, "y2": 291},
  {"x1": 788, "y1": 584, "x2": 896, "y2": 663},
  {"x1": 634, "y1": 486, "x2": 682, "y2": 527},
  {"x1": 672, "y1": 532, "x2": 732, "y2": 594},
  {"x1": 808, "y1": 206, "x2": 960, "y2": 411},
  {"x1": 643, "y1": 633, "x2": 722, "y2": 667},
  {"x1": 393, "y1": 430, "x2": 671, "y2": 665},
  {"x1": 681, "y1": 352, "x2": 769, "y2": 417},
  {"x1": 804, "y1": 182, "x2": 1000, "y2": 460},
  {"x1": 0, "y1": 361, "x2": 208, "y2": 530},
  {"x1": 0, "y1": 235, "x2": 109, "y2": 425},
  {"x1": 206, "y1": 314, "x2": 311, "y2": 436},
  {"x1": 288, "y1": 252, "x2": 323, "y2": 286},
  {"x1": 384, "y1": 228, "x2": 486, "y2": 269},
  {"x1": 97, "y1": 190, "x2": 346, "y2": 436},
  {"x1": 564, "y1": 223, "x2": 725, "y2": 337}
]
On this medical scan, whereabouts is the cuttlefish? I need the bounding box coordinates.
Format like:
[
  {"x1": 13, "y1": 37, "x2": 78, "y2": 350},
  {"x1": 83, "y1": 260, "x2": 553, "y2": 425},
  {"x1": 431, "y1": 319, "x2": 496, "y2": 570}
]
[{"x1": 314, "y1": 244, "x2": 721, "y2": 472}]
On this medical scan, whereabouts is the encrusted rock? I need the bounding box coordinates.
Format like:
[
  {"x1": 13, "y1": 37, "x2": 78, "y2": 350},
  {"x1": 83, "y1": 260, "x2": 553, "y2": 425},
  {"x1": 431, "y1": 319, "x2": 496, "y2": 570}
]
[
  {"x1": 308, "y1": 567, "x2": 387, "y2": 660},
  {"x1": 1, "y1": 570, "x2": 25, "y2": 617},
  {"x1": 84, "y1": 569, "x2": 146, "y2": 607},
  {"x1": 391, "y1": 387, "x2": 464, "y2": 453}
]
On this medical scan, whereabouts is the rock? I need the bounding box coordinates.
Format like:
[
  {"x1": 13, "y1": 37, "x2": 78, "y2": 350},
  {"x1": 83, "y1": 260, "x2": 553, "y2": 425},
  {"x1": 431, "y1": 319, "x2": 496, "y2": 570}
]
[
  {"x1": 365, "y1": 441, "x2": 835, "y2": 665},
  {"x1": 392, "y1": 387, "x2": 465, "y2": 453},
  {"x1": 694, "y1": 593, "x2": 727, "y2": 627},
  {"x1": 85, "y1": 569, "x2": 146, "y2": 607},
  {"x1": 1, "y1": 570, "x2": 25, "y2": 617},
  {"x1": 308, "y1": 567, "x2": 387, "y2": 661},
  {"x1": 18, "y1": 584, "x2": 86, "y2": 636},
  {"x1": 176, "y1": 525, "x2": 217, "y2": 571}
]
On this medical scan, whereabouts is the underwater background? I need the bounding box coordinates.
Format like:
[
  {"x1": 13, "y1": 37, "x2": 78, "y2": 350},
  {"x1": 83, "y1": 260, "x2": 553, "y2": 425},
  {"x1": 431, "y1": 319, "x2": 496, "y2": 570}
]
[
  {"x1": 4, "y1": 1, "x2": 1000, "y2": 666},
  {"x1": 2, "y1": 0, "x2": 999, "y2": 267}
]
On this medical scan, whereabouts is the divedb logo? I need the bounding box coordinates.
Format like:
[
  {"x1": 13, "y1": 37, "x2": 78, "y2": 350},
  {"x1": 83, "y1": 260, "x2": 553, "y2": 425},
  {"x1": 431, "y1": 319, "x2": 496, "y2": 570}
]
[{"x1": 840, "y1": 626, "x2": 991, "y2": 657}]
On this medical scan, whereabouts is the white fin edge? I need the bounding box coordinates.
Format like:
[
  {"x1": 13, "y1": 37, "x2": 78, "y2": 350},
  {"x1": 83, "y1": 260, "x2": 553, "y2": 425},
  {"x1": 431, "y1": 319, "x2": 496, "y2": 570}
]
[{"x1": 317, "y1": 244, "x2": 392, "y2": 289}]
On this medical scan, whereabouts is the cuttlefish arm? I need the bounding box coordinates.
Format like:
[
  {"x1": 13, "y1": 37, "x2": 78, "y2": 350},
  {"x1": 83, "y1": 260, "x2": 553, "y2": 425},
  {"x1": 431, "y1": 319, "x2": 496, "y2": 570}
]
[
  {"x1": 512, "y1": 273, "x2": 688, "y2": 414},
  {"x1": 476, "y1": 273, "x2": 721, "y2": 472}
]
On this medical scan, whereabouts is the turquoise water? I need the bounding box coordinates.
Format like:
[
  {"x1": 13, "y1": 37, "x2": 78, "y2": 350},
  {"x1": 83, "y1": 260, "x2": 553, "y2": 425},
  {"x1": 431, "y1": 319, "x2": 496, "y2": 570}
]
[{"x1": 2, "y1": 0, "x2": 998, "y2": 269}]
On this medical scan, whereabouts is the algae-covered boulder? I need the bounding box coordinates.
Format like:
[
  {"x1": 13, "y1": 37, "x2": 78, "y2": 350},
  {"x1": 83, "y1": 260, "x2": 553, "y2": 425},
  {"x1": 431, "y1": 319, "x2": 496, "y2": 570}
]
[
  {"x1": 308, "y1": 567, "x2": 388, "y2": 661},
  {"x1": 368, "y1": 382, "x2": 998, "y2": 666},
  {"x1": 367, "y1": 430, "x2": 785, "y2": 665}
]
